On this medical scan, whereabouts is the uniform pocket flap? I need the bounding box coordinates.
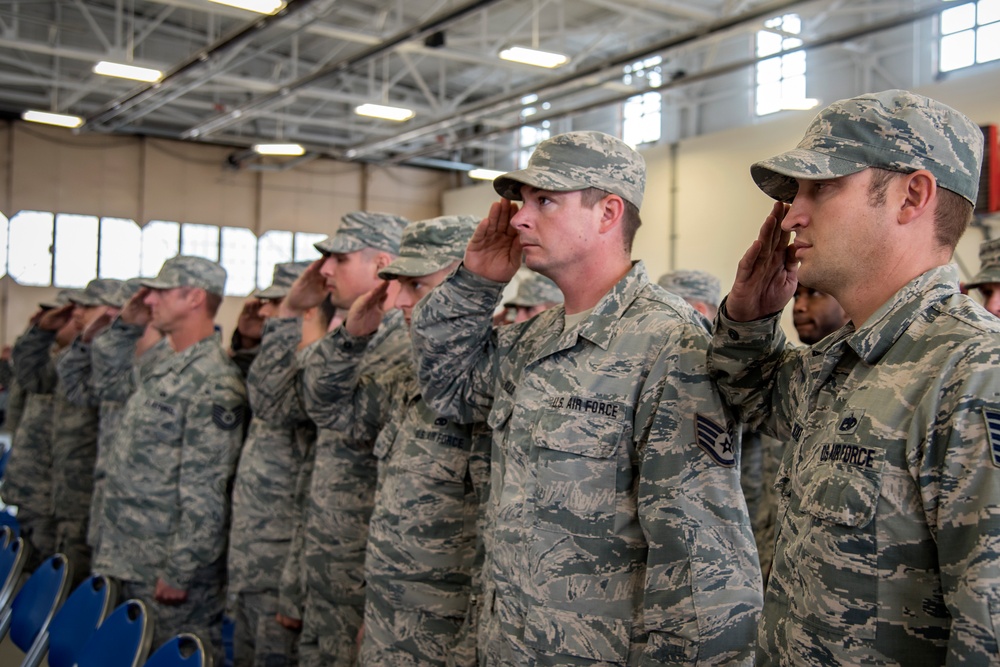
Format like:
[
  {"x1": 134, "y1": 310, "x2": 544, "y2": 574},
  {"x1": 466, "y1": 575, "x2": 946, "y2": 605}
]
[
  {"x1": 524, "y1": 605, "x2": 630, "y2": 662},
  {"x1": 799, "y1": 446, "x2": 884, "y2": 528}
]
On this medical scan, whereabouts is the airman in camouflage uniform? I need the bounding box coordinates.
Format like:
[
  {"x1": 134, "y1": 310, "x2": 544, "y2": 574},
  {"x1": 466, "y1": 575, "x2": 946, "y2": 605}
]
[
  {"x1": 502, "y1": 271, "x2": 563, "y2": 324},
  {"x1": 6, "y1": 293, "x2": 76, "y2": 570},
  {"x1": 227, "y1": 261, "x2": 326, "y2": 667},
  {"x1": 412, "y1": 131, "x2": 761, "y2": 665},
  {"x1": 310, "y1": 215, "x2": 489, "y2": 666},
  {"x1": 707, "y1": 90, "x2": 1000, "y2": 665},
  {"x1": 251, "y1": 213, "x2": 410, "y2": 667},
  {"x1": 656, "y1": 269, "x2": 721, "y2": 323},
  {"x1": 964, "y1": 237, "x2": 1000, "y2": 317},
  {"x1": 95, "y1": 257, "x2": 246, "y2": 662}
]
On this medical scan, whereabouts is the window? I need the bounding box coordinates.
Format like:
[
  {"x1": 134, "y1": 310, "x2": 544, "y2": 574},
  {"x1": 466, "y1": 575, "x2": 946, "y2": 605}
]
[
  {"x1": 518, "y1": 123, "x2": 550, "y2": 169},
  {"x1": 7, "y1": 211, "x2": 54, "y2": 286},
  {"x1": 257, "y1": 230, "x2": 293, "y2": 290},
  {"x1": 756, "y1": 14, "x2": 807, "y2": 116},
  {"x1": 54, "y1": 214, "x2": 99, "y2": 288},
  {"x1": 99, "y1": 218, "x2": 142, "y2": 279},
  {"x1": 623, "y1": 57, "x2": 662, "y2": 147},
  {"x1": 141, "y1": 220, "x2": 180, "y2": 278},
  {"x1": 180, "y1": 223, "x2": 220, "y2": 261},
  {"x1": 940, "y1": 0, "x2": 1000, "y2": 72},
  {"x1": 220, "y1": 226, "x2": 258, "y2": 296},
  {"x1": 0, "y1": 214, "x2": 7, "y2": 280},
  {"x1": 294, "y1": 232, "x2": 326, "y2": 262}
]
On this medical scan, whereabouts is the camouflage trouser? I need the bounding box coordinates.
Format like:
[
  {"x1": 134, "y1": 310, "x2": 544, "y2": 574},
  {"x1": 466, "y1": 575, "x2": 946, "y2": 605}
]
[
  {"x1": 18, "y1": 511, "x2": 57, "y2": 572},
  {"x1": 121, "y1": 578, "x2": 225, "y2": 665},
  {"x1": 87, "y1": 476, "x2": 107, "y2": 550},
  {"x1": 227, "y1": 590, "x2": 299, "y2": 667},
  {"x1": 357, "y1": 586, "x2": 473, "y2": 667},
  {"x1": 297, "y1": 594, "x2": 362, "y2": 667},
  {"x1": 55, "y1": 519, "x2": 91, "y2": 588}
]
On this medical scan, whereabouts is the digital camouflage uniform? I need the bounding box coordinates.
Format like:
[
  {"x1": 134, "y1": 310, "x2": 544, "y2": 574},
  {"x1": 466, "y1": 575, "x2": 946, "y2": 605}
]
[
  {"x1": 228, "y1": 261, "x2": 315, "y2": 667},
  {"x1": 709, "y1": 90, "x2": 1000, "y2": 665},
  {"x1": 310, "y1": 215, "x2": 490, "y2": 667},
  {"x1": 413, "y1": 131, "x2": 760, "y2": 665},
  {"x1": 965, "y1": 236, "x2": 1000, "y2": 290},
  {"x1": 251, "y1": 213, "x2": 410, "y2": 667},
  {"x1": 95, "y1": 257, "x2": 247, "y2": 660}
]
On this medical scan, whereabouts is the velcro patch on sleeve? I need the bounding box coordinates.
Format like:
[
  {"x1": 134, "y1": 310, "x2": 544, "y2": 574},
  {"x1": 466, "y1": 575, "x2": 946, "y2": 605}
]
[
  {"x1": 213, "y1": 404, "x2": 244, "y2": 431},
  {"x1": 695, "y1": 413, "x2": 736, "y2": 467}
]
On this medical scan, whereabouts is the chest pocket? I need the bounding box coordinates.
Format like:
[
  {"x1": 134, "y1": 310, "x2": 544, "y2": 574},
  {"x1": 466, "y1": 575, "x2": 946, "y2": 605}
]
[
  {"x1": 798, "y1": 444, "x2": 884, "y2": 528},
  {"x1": 530, "y1": 407, "x2": 625, "y2": 538}
]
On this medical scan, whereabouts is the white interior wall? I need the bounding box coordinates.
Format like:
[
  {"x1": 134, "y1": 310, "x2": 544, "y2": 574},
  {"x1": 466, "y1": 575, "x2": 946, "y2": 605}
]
[
  {"x1": 0, "y1": 124, "x2": 457, "y2": 344},
  {"x1": 444, "y1": 64, "x2": 1000, "y2": 338}
]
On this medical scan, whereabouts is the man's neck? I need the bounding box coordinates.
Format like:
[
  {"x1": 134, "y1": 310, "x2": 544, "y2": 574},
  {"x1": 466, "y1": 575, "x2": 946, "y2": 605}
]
[
  {"x1": 557, "y1": 259, "x2": 633, "y2": 315},
  {"x1": 168, "y1": 320, "x2": 216, "y2": 352},
  {"x1": 838, "y1": 255, "x2": 948, "y2": 329}
]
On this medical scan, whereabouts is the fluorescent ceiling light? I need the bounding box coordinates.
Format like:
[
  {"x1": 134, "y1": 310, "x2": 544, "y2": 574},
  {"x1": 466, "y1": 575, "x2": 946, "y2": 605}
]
[
  {"x1": 780, "y1": 98, "x2": 820, "y2": 111},
  {"x1": 253, "y1": 143, "x2": 305, "y2": 156},
  {"x1": 208, "y1": 0, "x2": 285, "y2": 13},
  {"x1": 21, "y1": 110, "x2": 83, "y2": 129},
  {"x1": 94, "y1": 61, "x2": 163, "y2": 83},
  {"x1": 355, "y1": 103, "x2": 415, "y2": 122},
  {"x1": 499, "y1": 46, "x2": 569, "y2": 69},
  {"x1": 468, "y1": 168, "x2": 505, "y2": 181}
]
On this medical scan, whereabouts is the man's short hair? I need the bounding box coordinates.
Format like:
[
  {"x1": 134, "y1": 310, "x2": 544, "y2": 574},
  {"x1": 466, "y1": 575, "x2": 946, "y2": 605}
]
[
  {"x1": 578, "y1": 187, "x2": 642, "y2": 253},
  {"x1": 866, "y1": 168, "x2": 973, "y2": 250}
]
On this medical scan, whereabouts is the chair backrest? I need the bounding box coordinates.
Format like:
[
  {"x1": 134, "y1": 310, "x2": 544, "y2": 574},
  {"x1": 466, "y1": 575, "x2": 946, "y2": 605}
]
[
  {"x1": 26, "y1": 572, "x2": 117, "y2": 667},
  {"x1": 73, "y1": 599, "x2": 153, "y2": 667},
  {"x1": 3, "y1": 553, "x2": 71, "y2": 651},
  {"x1": 0, "y1": 536, "x2": 28, "y2": 612},
  {"x1": 142, "y1": 634, "x2": 209, "y2": 667}
]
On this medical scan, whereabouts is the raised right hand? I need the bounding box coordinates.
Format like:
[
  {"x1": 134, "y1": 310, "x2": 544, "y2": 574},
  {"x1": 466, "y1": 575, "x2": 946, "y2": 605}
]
[
  {"x1": 464, "y1": 200, "x2": 523, "y2": 283},
  {"x1": 38, "y1": 303, "x2": 75, "y2": 332},
  {"x1": 281, "y1": 259, "x2": 327, "y2": 317},
  {"x1": 725, "y1": 201, "x2": 798, "y2": 322},
  {"x1": 344, "y1": 281, "x2": 390, "y2": 337},
  {"x1": 120, "y1": 287, "x2": 152, "y2": 327}
]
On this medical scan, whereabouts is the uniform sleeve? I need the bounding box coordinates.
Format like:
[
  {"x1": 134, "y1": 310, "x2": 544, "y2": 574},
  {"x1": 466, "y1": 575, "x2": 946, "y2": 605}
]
[
  {"x1": 57, "y1": 339, "x2": 98, "y2": 407},
  {"x1": 12, "y1": 326, "x2": 58, "y2": 394},
  {"x1": 920, "y1": 341, "x2": 1000, "y2": 662},
  {"x1": 410, "y1": 264, "x2": 504, "y2": 424},
  {"x1": 247, "y1": 318, "x2": 304, "y2": 422},
  {"x1": 90, "y1": 318, "x2": 146, "y2": 403},
  {"x1": 161, "y1": 378, "x2": 247, "y2": 589},
  {"x1": 707, "y1": 302, "x2": 802, "y2": 441},
  {"x1": 637, "y1": 320, "x2": 763, "y2": 665},
  {"x1": 298, "y1": 324, "x2": 394, "y2": 441}
]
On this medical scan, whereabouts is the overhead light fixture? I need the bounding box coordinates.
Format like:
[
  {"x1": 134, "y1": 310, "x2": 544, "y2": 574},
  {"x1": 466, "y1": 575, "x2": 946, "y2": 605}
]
[
  {"x1": 93, "y1": 61, "x2": 163, "y2": 83},
  {"x1": 499, "y1": 46, "x2": 569, "y2": 69},
  {"x1": 355, "y1": 103, "x2": 415, "y2": 122},
  {"x1": 253, "y1": 143, "x2": 305, "y2": 156},
  {"x1": 468, "y1": 168, "x2": 505, "y2": 181},
  {"x1": 21, "y1": 110, "x2": 83, "y2": 129},
  {"x1": 208, "y1": 0, "x2": 285, "y2": 14},
  {"x1": 780, "y1": 98, "x2": 820, "y2": 111}
]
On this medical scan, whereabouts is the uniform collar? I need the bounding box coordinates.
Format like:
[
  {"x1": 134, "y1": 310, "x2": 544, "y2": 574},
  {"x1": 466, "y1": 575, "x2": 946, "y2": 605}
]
[
  {"x1": 160, "y1": 331, "x2": 223, "y2": 374},
  {"x1": 561, "y1": 261, "x2": 650, "y2": 351},
  {"x1": 843, "y1": 264, "x2": 959, "y2": 364}
]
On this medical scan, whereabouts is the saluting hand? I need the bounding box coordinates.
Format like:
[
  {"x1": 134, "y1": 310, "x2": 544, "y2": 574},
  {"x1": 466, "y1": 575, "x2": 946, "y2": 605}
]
[
  {"x1": 725, "y1": 201, "x2": 798, "y2": 322},
  {"x1": 281, "y1": 259, "x2": 327, "y2": 317},
  {"x1": 120, "y1": 287, "x2": 153, "y2": 327},
  {"x1": 464, "y1": 200, "x2": 523, "y2": 283},
  {"x1": 344, "y1": 281, "x2": 391, "y2": 337},
  {"x1": 37, "y1": 303, "x2": 75, "y2": 332},
  {"x1": 81, "y1": 306, "x2": 115, "y2": 343}
]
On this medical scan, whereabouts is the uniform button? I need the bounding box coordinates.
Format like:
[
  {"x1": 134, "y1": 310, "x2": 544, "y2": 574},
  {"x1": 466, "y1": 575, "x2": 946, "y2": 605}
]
[
  {"x1": 728, "y1": 329, "x2": 739, "y2": 341},
  {"x1": 344, "y1": 341, "x2": 353, "y2": 349}
]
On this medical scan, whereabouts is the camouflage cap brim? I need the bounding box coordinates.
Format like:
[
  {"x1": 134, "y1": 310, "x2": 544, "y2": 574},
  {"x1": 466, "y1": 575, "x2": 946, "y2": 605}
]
[
  {"x1": 313, "y1": 234, "x2": 367, "y2": 256},
  {"x1": 254, "y1": 285, "x2": 291, "y2": 300},
  {"x1": 494, "y1": 168, "x2": 592, "y2": 202},
  {"x1": 751, "y1": 148, "x2": 868, "y2": 202},
  {"x1": 68, "y1": 293, "x2": 105, "y2": 307},
  {"x1": 966, "y1": 268, "x2": 1000, "y2": 289},
  {"x1": 378, "y1": 255, "x2": 453, "y2": 279}
]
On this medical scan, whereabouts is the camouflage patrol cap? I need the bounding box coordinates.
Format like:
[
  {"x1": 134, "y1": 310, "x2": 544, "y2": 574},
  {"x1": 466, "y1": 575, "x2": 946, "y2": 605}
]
[
  {"x1": 69, "y1": 278, "x2": 125, "y2": 307},
  {"x1": 751, "y1": 89, "x2": 984, "y2": 206},
  {"x1": 39, "y1": 289, "x2": 76, "y2": 310},
  {"x1": 966, "y1": 238, "x2": 1000, "y2": 288},
  {"x1": 141, "y1": 255, "x2": 227, "y2": 296},
  {"x1": 102, "y1": 277, "x2": 144, "y2": 308},
  {"x1": 313, "y1": 211, "x2": 409, "y2": 256},
  {"x1": 256, "y1": 261, "x2": 311, "y2": 300},
  {"x1": 493, "y1": 131, "x2": 646, "y2": 208},
  {"x1": 378, "y1": 215, "x2": 478, "y2": 279},
  {"x1": 505, "y1": 272, "x2": 563, "y2": 308},
  {"x1": 656, "y1": 270, "x2": 721, "y2": 308}
]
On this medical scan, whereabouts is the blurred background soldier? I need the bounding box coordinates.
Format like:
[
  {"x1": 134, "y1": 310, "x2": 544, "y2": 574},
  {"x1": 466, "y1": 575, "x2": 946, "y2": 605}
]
[{"x1": 963, "y1": 237, "x2": 1000, "y2": 317}]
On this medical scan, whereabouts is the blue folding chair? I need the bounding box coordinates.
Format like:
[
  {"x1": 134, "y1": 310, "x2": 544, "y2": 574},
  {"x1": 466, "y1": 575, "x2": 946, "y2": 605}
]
[
  {"x1": 21, "y1": 572, "x2": 117, "y2": 667},
  {"x1": 142, "y1": 633, "x2": 210, "y2": 667},
  {"x1": 0, "y1": 553, "x2": 71, "y2": 658},
  {"x1": 0, "y1": 536, "x2": 28, "y2": 614},
  {"x1": 74, "y1": 599, "x2": 153, "y2": 667}
]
